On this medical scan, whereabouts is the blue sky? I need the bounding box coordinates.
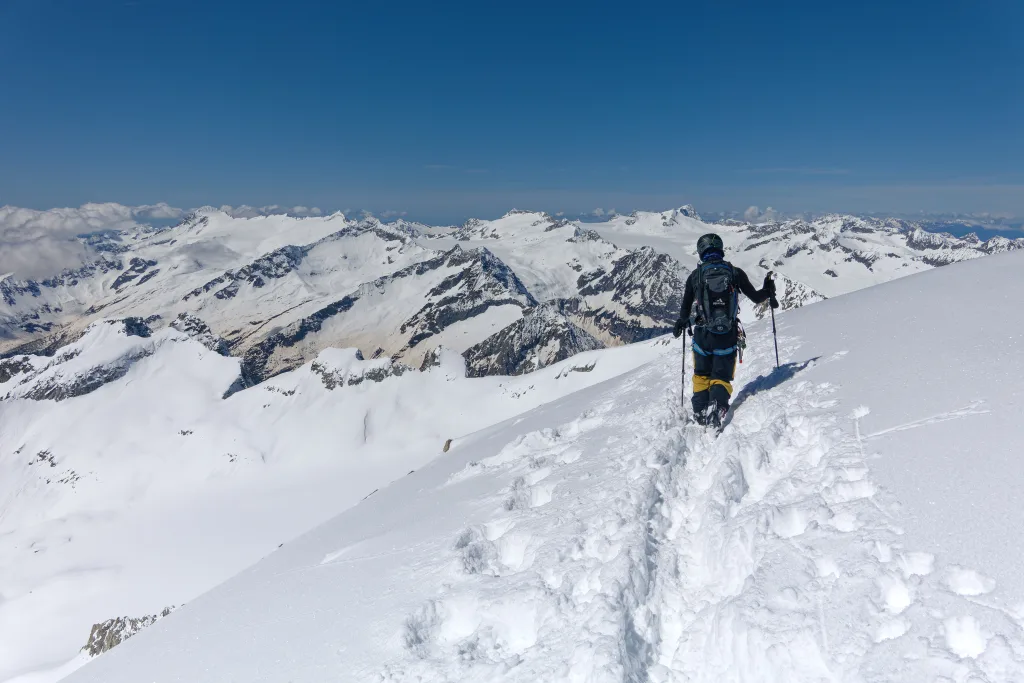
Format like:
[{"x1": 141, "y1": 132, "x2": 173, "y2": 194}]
[{"x1": 1, "y1": 0, "x2": 1022, "y2": 223}]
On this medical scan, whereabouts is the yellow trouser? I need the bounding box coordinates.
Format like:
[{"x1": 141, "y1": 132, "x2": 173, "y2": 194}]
[{"x1": 693, "y1": 375, "x2": 733, "y2": 395}]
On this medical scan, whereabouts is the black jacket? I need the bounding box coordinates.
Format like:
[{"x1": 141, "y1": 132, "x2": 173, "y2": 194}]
[{"x1": 680, "y1": 258, "x2": 772, "y2": 323}]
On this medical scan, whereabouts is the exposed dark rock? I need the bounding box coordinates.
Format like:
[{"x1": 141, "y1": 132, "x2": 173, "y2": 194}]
[
  {"x1": 572, "y1": 246, "x2": 686, "y2": 343},
  {"x1": 419, "y1": 346, "x2": 445, "y2": 371},
  {"x1": 32, "y1": 450, "x2": 57, "y2": 467},
  {"x1": 135, "y1": 269, "x2": 160, "y2": 287},
  {"x1": 568, "y1": 227, "x2": 603, "y2": 243},
  {"x1": 183, "y1": 223, "x2": 411, "y2": 302},
  {"x1": 112, "y1": 258, "x2": 158, "y2": 290},
  {"x1": 752, "y1": 274, "x2": 827, "y2": 319},
  {"x1": 234, "y1": 246, "x2": 535, "y2": 387},
  {"x1": 235, "y1": 294, "x2": 360, "y2": 390},
  {"x1": 1, "y1": 258, "x2": 123, "y2": 308},
  {"x1": 0, "y1": 328, "x2": 87, "y2": 359},
  {"x1": 464, "y1": 303, "x2": 604, "y2": 377},
  {"x1": 0, "y1": 356, "x2": 33, "y2": 383},
  {"x1": 310, "y1": 354, "x2": 411, "y2": 390},
  {"x1": 121, "y1": 317, "x2": 153, "y2": 338},
  {"x1": 171, "y1": 313, "x2": 231, "y2": 356},
  {"x1": 844, "y1": 251, "x2": 878, "y2": 270},
  {"x1": 79, "y1": 230, "x2": 129, "y2": 254},
  {"x1": 399, "y1": 247, "x2": 537, "y2": 350},
  {"x1": 19, "y1": 348, "x2": 153, "y2": 402},
  {"x1": 82, "y1": 607, "x2": 176, "y2": 657}
]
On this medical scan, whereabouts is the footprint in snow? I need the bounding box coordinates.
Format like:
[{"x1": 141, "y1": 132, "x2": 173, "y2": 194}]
[
  {"x1": 944, "y1": 614, "x2": 992, "y2": 658},
  {"x1": 452, "y1": 521, "x2": 537, "y2": 576},
  {"x1": 944, "y1": 566, "x2": 996, "y2": 597}
]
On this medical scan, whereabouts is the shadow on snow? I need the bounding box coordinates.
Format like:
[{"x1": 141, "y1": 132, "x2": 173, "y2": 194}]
[{"x1": 723, "y1": 357, "x2": 820, "y2": 428}]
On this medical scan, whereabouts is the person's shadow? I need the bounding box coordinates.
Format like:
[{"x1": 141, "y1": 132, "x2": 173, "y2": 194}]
[{"x1": 722, "y1": 358, "x2": 820, "y2": 428}]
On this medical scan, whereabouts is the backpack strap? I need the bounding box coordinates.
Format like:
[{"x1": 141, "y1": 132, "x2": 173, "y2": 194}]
[{"x1": 692, "y1": 340, "x2": 736, "y2": 356}]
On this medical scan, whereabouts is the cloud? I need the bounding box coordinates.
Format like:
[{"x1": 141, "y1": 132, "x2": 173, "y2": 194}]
[
  {"x1": 591, "y1": 208, "x2": 606, "y2": 217},
  {"x1": 136, "y1": 202, "x2": 184, "y2": 220},
  {"x1": 555, "y1": 211, "x2": 565, "y2": 217},
  {"x1": 743, "y1": 206, "x2": 781, "y2": 223},
  {"x1": 380, "y1": 210, "x2": 408, "y2": 219},
  {"x1": 214, "y1": 205, "x2": 324, "y2": 218},
  {"x1": 0, "y1": 202, "x2": 184, "y2": 279}
]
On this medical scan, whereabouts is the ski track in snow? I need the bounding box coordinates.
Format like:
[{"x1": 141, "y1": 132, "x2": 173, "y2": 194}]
[
  {"x1": 861, "y1": 400, "x2": 990, "y2": 441},
  {"x1": 377, "y1": 343, "x2": 1024, "y2": 682}
]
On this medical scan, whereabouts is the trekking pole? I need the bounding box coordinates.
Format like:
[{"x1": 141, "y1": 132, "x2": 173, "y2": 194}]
[
  {"x1": 767, "y1": 272, "x2": 780, "y2": 369},
  {"x1": 681, "y1": 327, "x2": 687, "y2": 408}
]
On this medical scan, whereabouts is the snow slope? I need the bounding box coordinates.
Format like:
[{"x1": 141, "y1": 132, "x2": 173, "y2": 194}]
[
  {"x1": 0, "y1": 321, "x2": 666, "y2": 682},
  {"x1": 61, "y1": 250, "x2": 1024, "y2": 682}
]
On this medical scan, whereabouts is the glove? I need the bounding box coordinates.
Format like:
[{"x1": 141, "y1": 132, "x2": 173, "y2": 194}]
[
  {"x1": 673, "y1": 318, "x2": 691, "y2": 338},
  {"x1": 763, "y1": 275, "x2": 777, "y2": 296}
]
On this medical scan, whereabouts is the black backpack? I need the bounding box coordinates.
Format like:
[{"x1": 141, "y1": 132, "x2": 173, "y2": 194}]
[{"x1": 696, "y1": 261, "x2": 738, "y2": 335}]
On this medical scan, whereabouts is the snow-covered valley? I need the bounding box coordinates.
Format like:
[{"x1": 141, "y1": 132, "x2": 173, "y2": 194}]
[{"x1": 2, "y1": 206, "x2": 1023, "y2": 682}]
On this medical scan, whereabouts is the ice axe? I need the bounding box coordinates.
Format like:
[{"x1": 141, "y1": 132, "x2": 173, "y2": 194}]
[{"x1": 767, "y1": 271, "x2": 780, "y2": 369}]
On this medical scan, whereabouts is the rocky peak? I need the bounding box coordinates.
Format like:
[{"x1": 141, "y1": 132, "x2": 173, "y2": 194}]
[
  {"x1": 82, "y1": 607, "x2": 177, "y2": 657},
  {"x1": 463, "y1": 303, "x2": 604, "y2": 378},
  {"x1": 309, "y1": 348, "x2": 411, "y2": 390}
]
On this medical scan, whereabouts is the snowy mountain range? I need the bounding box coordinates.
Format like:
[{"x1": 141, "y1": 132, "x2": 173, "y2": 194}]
[
  {"x1": 2, "y1": 206, "x2": 1023, "y2": 683},
  {"x1": 3, "y1": 206, "x2": 1021, "y2": 382}
]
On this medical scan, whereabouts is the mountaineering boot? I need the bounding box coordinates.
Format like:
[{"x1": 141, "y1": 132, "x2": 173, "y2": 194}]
[{"x1": 708, "y1": 401, "x2": 728, "y2": 432}]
